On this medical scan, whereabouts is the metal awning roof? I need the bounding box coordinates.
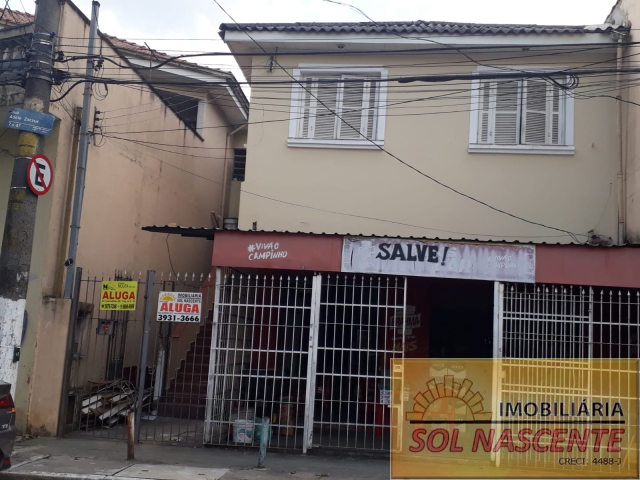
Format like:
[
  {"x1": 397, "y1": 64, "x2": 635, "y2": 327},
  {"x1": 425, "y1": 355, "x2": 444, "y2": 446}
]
[
  {"x1": 142, "y1": 225, "x2": 216, "y2": 240},
  {"x1": 141, "y1": 224, "x2": 640, "y2": 248}
]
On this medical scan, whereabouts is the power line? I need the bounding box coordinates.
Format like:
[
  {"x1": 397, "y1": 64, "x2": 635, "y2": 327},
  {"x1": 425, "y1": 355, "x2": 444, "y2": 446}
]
[
  {"x1": 98, "y1": 76, "x2": 639, "y2": 136},
  {"x1": 106, "y1": 136, "x2": 576, "y2": 240}
]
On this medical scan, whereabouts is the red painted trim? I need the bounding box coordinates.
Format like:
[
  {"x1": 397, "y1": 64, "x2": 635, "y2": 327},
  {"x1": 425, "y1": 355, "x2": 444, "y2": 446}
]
[
  {"x1": 212, "y1": 231, "x2": 343, "y2": 272},
  {"x1": 536, "y1": 245, "x2": 640, "y2": 289}
]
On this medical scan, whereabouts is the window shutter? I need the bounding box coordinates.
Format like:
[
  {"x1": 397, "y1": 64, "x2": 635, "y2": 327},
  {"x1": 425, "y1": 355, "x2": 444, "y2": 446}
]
[
  {"x1": 295, "y1": 72, "x2": 382, "y2": 142},
  {"x1": 522, "y1": 79, "x2": 550, "y2": 145},
  {"x1": 365, "y1": 81, "x2": 378, "y2": 139},
  {"x1": 299, "y1": 78, "x2": 314, "y2": 138},
  {"x1": 478, "y1": 81, "x2": 491, "y2": 144},
  {"x1": 311, "y1": 76, "x2": 340, "y2": 140},
  {"x1": 338, "y1": 77, "x2": 367, "y2": 140},
  {"x1": 493, "y1": 80, "x2": 520, "y2": 145},
  {"x1": 550, "y1": 83, "x2": 562, "y2": 145}
]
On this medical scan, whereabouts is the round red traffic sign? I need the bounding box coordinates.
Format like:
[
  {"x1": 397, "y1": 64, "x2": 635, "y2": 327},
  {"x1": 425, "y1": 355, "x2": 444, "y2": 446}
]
[{"x1": 27, "y1": 154, "x2": 53, "y2": 196}]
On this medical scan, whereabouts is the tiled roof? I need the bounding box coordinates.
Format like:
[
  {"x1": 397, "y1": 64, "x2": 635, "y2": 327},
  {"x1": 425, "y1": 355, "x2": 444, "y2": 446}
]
[
  {"x1": 0, "y1": 8, "x2": 33, "y2": 25},
  {"x1": 0, "y1": 9, "x2": 231, "y2": 73},
  {"x1": 220, "y1": 21, "x2": 628, "y2": 36},
  {"x1": 103, "y1": 34, "x2": 176, "y2": 62}
]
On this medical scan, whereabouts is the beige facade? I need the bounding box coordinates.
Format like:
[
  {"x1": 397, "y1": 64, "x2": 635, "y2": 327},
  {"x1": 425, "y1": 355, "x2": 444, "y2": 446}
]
[
  {"x1": 608, "y1": 0, "x2": 640, "y2": 243},
  {"x1": 224, "y1": 29, "x2": 623, "y2": 245},
  {"x1": 0, "y1": 2, "x2": 246, "y2": 434}
]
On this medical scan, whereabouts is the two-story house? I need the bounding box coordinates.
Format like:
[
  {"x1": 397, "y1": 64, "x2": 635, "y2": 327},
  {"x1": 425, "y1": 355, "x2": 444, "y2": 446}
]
[{"x1": 162, "y1": 20, "x2": 640, "y2": 460}]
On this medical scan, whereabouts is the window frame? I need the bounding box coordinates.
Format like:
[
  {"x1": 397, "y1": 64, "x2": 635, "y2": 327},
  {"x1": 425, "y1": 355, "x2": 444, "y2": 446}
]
[
  {"x1": 288, "y1": 65, "x2": 388, "y2": 150},
  {"x1": 232, "y1": 148, "x2": 246, "y2": 182},
  {"x1": 468, "y1": 67, "x2": 575, "y2": 155}
]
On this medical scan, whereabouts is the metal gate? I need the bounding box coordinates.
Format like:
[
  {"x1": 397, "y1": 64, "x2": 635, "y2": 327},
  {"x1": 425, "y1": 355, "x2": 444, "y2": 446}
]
[
  {"x1": 312, "y1": 274, "x2": 406, "y2": 451},
  {"x1": 496, "y1": 283, "x2": 640, "y2": 471},
  {"x1": 62, "y1": 268, "x2": 216, "y2": 444},
  {"x1": 204, "y1": 270, "x2": 406, "y2": 452}
]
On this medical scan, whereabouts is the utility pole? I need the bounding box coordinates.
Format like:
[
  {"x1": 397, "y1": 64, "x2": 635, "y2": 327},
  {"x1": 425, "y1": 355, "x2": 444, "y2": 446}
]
[
  {"x1": 63, "y1": 1, "x2": 100, "y2": 298},
  {"x1": 0, "y1": 0, "x2": 63, "y2": 383}
]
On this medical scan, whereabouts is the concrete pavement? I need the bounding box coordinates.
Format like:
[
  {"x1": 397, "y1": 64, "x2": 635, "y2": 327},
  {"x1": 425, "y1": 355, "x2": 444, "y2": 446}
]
[{"x1": 0, "y1": 437, "x2": 389, "y2": 480}]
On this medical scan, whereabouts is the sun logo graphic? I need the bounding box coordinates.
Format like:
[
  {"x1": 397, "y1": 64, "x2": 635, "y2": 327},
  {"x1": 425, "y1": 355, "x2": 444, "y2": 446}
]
[
  {"x1": 159, "y1": 293, "x2": 176, "y2": 302},
  {"x1": 405, "y1": 375, "x2": 492, "y2": 425},
  {"x1": 248, "y1": 244, "x2": 256, "y2": 253}
]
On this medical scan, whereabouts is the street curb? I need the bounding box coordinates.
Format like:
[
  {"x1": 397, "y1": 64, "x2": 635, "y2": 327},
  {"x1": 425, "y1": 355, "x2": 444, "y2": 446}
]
[{"x1": 1, "y1": 472, "x2": 145, "y2": 480}]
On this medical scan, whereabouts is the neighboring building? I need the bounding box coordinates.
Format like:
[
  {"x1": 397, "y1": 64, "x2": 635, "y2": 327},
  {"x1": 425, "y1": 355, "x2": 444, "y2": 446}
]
[
  {"x1": 0, "y1": 2, "x2": 247, "y2": 435},
  {"x1": 138, "y1": 19, "x2": 640, "y2": 461},
  {"x1": 608, "y1": 0, "x2": 640, "y2": 243}
]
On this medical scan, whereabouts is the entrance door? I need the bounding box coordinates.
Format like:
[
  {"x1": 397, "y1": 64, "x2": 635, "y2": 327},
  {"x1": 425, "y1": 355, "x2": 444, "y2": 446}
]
[
  {"x1": 309, "y1": 274, "x2": 407, "y2": 452},
  {"x1": 204, "y1": 271, "x2": 407, "y2": 453},
  {"x1": 204, "y1": 270, "x2": 314, "y2": 450}
]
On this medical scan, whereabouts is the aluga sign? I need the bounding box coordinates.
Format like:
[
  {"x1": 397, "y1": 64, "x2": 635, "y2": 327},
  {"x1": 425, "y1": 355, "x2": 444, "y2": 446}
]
[
  {"x1": 341, "y1": 238, "x2": 536, "y2": 283},
  {"x1": 157, "y1": 292, "x2": 202, "y2": 323}
]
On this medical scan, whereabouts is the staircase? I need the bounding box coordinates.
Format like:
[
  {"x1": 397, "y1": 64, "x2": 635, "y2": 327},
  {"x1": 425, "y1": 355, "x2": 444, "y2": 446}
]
[{"x1": 157, "y1": 309, "x2": 213, "y2": 420}]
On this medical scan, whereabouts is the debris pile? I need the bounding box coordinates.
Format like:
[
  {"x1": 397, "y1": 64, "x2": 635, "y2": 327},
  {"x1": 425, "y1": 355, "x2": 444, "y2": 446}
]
[{"x1": 79, "y1": 380, "x2": 151, "y2": 429}]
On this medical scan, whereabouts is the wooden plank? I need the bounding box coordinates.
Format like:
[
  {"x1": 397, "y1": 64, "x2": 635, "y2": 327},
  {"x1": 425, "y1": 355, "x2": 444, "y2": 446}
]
[
  {"x1": 98, "y1": 399, "x2": 134, "y2": 421},
  {"x1": 82, "y1": 400, "x2": 103, "y2": 415}
]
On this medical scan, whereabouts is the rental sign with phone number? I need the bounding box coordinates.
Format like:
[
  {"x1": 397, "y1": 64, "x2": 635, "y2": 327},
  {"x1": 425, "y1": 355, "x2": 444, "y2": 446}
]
[{"x1": 157, "y1": 291, "x2": 202, "y2": 322}]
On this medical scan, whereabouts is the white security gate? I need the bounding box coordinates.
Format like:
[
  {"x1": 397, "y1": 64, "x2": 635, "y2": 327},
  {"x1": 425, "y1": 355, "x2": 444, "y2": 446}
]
[
  {"x1": 312, "y1": 274, "x2": 406, "y2": 451},
  {"x1": 495, "y1": 283, "x2": 640, "y2": 471},
  {"x1": 204, "y1": 270, "x2": 406, "y2": 452}
]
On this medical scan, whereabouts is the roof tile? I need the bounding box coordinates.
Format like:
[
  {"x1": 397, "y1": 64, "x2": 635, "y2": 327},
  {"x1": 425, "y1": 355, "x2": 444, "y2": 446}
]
[{"x1": 219, "y1": 20, "x2": 628, "y2": 36}]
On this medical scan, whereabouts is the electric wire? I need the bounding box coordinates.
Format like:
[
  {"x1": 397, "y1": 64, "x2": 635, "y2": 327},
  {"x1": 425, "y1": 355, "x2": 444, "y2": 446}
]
[{"x1": 106, "y1": 135, "x2": 577, "y2": 240}]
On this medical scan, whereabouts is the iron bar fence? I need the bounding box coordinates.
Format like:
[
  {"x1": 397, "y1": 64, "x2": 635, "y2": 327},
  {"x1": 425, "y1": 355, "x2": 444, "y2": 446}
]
[
  {"x1": 499, "y1": 284, "x2": 640, "y2": 473},
  {"x1": 62, "y1": 268, "x2": 218, "y2": 445}
]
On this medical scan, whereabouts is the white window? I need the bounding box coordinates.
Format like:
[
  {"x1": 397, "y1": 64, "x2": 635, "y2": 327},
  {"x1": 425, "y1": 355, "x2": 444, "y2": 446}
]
[
  {"x1": 469, "y1": 71, "x2": 574, "y2": 155},
  {"x1": 288, "y1": 66, "x2": 387, "y2": 149}
]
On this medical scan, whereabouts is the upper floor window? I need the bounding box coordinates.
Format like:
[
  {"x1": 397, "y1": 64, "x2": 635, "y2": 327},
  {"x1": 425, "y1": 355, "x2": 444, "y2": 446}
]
[
  {"x1": 233, "y1": 148, "x2": 246, "y2": 181},
  {"x1": 469, "y1": 71, "x2": 574, "y2": 155},
  {"x1": 288, "y1": 66, "x2": 387, "y2": 149}
]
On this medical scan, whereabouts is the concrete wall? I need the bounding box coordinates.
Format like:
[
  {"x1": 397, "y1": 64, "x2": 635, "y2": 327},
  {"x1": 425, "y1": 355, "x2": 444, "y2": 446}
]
[
  {"x1": 239, "y1": 50, "x2": 621, "y2": 244},
  {"x1": 609, "y1": 0, "x2": 640, "y2": 243},
  {"x1": 0, "y1": 3, "x2": 240, "y2": 434}
]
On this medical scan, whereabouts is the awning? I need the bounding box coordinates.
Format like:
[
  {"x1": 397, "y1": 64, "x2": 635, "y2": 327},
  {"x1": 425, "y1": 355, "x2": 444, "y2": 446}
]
[{"x1": 141, "y1": 225, "x2": 215, "y2": 240}]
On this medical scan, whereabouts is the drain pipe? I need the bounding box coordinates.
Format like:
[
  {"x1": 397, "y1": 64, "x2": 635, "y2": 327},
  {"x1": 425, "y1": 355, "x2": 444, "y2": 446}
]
[
  {"x1": 221, "y1": 123, "x2": 247, "y2": 222},
  {"x1": 616, "y1": 35, "x2": 627, "y2": 245}
]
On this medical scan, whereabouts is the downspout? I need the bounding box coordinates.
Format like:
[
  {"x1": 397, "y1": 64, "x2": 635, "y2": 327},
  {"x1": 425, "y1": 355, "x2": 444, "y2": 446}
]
[
  {"x1": 53, "y1": 107, "x2": 82, "y2": 297},
  {"x1": 616, "y1": 35, "x2": 627, "y2": 245},
  {"x1": 221, "y1": 123, "x2": 247, "y2": 221}
]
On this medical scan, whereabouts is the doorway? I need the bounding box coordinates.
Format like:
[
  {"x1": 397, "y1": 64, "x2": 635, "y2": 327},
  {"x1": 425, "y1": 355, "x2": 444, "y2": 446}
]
[{"x1": 427, "y1": 279, "x2": 494, "y2": 359}]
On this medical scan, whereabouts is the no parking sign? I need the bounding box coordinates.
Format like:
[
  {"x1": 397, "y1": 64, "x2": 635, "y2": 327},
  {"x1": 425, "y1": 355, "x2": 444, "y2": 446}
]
[{"x1": 27, "y1": 154, "x2": 53, "y2": 196}]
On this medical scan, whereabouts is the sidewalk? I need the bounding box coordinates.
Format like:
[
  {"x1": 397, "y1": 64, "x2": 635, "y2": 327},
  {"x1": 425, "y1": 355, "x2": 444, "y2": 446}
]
[{"x1": 0, "y1": 437, "x2": 390, "y2": 480}]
